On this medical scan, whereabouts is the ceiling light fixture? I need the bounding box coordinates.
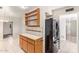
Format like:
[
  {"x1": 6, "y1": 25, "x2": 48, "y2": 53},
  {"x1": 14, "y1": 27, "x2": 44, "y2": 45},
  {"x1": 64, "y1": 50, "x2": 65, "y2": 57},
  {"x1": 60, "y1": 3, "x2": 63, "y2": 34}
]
[{"x1": 19, "y1": 6, "x2": 29, "y2": 9}]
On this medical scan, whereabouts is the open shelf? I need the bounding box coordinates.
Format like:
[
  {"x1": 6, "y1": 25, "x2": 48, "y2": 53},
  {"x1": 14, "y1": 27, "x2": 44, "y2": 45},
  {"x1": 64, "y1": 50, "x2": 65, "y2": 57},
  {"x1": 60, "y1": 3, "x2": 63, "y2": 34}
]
[
  {"x1": 25, "y1": 19, "x2": 37, "y2": 22},
  {"x1": 25, "y1": 13, "x2": 37, "y2": 18},
  {"x1": 25, "y1": 8, "x2": 40, "y2": 27}
]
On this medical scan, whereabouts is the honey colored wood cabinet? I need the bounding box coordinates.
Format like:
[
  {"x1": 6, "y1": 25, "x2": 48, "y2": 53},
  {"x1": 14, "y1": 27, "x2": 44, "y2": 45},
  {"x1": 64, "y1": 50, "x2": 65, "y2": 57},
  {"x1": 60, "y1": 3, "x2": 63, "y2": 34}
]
[
  {"x1": 19, "y1": 35, "x2": 43, "y2": 53},
  {"x1": 19, "y1": 36, "x2": 23, "y2": 48},
  {"x1": 22, "y1": 39, "x2": 28, "y2": 52},
  {"x1": 28, "y1": 42, "x2": 34, "y2": 53},
  {"x1": 35, "y1": 39, "x2": 43, "y2": 52},
  {"x1": 25, "y1": 8, "x2": 40, "y2": 27},
  {"x1": 19, "y1": 35, "x2": 28, "y2": 52}
]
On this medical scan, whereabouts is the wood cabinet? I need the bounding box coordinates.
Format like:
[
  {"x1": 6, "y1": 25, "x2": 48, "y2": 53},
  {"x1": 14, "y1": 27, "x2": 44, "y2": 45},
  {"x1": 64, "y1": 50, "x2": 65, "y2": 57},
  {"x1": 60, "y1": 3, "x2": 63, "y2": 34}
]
[
  {"x1": 20, "y1": 36, "x2": 23, "y2": 48},
  {"x1": 20, "y1": 35, "x2": 28, "y2": 52},
  {"x1": 25, "y1": 8, "x2": 40, "y2": 27},
  {"x1": 35, "y1": 39, "x2": 43, "y2": 52},
  {"x1": 28, "y1": 42, "x2": 34, "y2": 53},
  {"x1": 22, "y1": 39, "x2": 28, "y2": 52},
  {"x1": 19, "y1": 35, "x2": 43, "y2": 53}
]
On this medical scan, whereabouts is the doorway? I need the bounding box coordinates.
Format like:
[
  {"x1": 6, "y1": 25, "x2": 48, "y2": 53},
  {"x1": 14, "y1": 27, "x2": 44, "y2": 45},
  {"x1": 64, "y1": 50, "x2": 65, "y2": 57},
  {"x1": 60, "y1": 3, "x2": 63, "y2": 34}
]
[
  {"x1": 66, "y1": 20, "x2": 77, "y2": 43},
  {"x1": 59, "y1": 13, "x2": 78, "y2": 53},
  {"x1": 3, "y1": 22, "x2": 13, "y2": 38}
]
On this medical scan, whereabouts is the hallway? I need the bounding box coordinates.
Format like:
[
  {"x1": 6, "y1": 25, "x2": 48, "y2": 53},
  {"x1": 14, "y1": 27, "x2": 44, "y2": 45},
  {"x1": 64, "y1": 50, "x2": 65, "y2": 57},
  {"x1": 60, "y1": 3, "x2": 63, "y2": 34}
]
[{"x1": 0, "y1": 36, "x2": 24, "y2": 53}]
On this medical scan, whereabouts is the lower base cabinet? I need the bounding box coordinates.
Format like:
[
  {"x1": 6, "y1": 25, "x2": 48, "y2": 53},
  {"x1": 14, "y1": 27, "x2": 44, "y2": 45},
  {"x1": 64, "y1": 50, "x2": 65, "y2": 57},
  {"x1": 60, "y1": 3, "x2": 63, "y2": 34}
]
[
  {"x1": 22, "y1": 39, "x2": 28, "y2": 52},
  {"x1": 19, "y1": 35, "x2": 43, "y2": 53},
  {"x1": 28, "y1": 43, "x2": 34, "y2": 53},
  {"x1": 20, "y1": 36, "x2": 23, "y2": 48}
]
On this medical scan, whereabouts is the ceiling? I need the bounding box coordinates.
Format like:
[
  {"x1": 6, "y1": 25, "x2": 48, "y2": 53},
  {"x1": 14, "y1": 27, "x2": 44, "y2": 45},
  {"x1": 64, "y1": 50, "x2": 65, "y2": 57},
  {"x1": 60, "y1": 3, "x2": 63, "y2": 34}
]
[{"x1": 19, "y1": 6, "x2": 65, "y2": 10}]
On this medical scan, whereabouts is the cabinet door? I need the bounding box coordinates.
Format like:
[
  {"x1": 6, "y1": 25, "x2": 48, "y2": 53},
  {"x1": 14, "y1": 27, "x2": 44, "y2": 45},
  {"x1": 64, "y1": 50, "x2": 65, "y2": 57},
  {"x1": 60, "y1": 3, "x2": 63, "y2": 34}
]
[
  {"x1": 28, "y1": 43, "x2": 34, "y2": 53},
  {"x1": 35, "y1": 40, "x2": 43, "y2": 53},
  {"x1": 19, "y1": 37, "x2": 23, "y2": 48},
  {"x1": 22, "y1": 40, "x2": 28, "y2": 52}
]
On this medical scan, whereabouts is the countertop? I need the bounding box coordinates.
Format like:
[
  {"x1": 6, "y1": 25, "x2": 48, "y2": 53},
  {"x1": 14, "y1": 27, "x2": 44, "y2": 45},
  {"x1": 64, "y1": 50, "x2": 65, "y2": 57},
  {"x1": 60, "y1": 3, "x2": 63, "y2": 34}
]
[{"x1": 20, "y1": 33, "x2": 42, "y2": 40}]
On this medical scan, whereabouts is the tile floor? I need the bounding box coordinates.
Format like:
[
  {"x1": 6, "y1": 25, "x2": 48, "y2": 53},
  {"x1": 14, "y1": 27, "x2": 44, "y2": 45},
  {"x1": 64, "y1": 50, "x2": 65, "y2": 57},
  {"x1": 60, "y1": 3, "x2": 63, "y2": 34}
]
[
  {"x1": 0, "y1": 36, "x2": 24, "y2": 53},
  {"x1": 58, "y1": 40, "x2": 78, "y2": 53},
  {"x1": 0, "y1": 36, "x2": 78, "y2": 53}
]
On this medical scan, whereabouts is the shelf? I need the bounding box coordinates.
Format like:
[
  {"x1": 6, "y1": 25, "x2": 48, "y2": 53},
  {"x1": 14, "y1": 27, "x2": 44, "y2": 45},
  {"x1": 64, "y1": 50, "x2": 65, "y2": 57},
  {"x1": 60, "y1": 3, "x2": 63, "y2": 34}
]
[
  {"x1": 25, "y1": 13, "x2": 38, "y2": 18},
  {"x1": 26, "y1": 29, "x2": 41, "y2": 32},
  {"x1": 27, "y1": 25, "x2": 40, "y2": 27},
  {"x1": 25, "y1": 8, "x2": 40, "y2": 15},
  {"x1": 25, "y1": 8, "x2": 40, "y2": 27},
  {"x1": 25, "y1": 19, "x2": 38, "y2": 22}
]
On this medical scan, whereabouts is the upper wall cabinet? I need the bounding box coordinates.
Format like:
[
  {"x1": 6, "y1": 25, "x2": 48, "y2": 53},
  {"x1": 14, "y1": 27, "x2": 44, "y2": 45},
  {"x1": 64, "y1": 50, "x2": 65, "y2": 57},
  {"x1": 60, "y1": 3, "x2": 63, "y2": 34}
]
[{"x1": 25, "y1": 8, "x2": 40, "y2": 27}]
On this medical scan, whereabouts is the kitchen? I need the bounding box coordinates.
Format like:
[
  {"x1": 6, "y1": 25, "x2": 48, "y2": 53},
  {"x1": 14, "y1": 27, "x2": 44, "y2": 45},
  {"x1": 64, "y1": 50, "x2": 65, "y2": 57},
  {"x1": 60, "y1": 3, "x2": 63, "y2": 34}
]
[
  {"x1": 0, "y1": 6, "x2": 79, "y2": 53},
  {"x1": 0, "y1": 6, "x2": 44, "y2": 53}
]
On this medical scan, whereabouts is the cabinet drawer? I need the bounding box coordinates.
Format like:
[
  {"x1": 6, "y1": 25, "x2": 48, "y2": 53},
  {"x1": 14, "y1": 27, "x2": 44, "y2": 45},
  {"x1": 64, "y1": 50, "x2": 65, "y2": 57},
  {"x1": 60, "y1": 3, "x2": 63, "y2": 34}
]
[
  {"x1": 28, "y1": 39, "x2": 35, "y2": 44},
  {"x1": 20, "y1": 35, "x2": 27, "y2": 42}
]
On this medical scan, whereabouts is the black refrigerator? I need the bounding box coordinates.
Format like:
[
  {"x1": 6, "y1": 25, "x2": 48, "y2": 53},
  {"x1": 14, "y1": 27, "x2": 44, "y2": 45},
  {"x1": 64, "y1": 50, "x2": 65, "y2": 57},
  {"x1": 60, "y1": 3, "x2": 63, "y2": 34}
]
[
  {"x1": 45, "y1": 18, "x2": 60, "y2": 53},
  {"x1": 45, "y1": 18, "x2": 54, "y2": 53}
]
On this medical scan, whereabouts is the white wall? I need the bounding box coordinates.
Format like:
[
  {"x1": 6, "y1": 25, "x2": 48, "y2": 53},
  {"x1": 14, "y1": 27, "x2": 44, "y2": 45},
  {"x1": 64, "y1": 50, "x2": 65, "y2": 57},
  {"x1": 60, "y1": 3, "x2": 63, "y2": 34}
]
[
  {"x1": 0, "y1": 6, "x2": 24, "y2": 39},
  {"x1": 59, "y1": 16, "x2": 66, "y2": 40},
  {"x1": 8, "y1": 7, "x2": 24, "y2": 39},
  {"x1": 52, "y1": 6, "x2": 79, "y2": 20}
]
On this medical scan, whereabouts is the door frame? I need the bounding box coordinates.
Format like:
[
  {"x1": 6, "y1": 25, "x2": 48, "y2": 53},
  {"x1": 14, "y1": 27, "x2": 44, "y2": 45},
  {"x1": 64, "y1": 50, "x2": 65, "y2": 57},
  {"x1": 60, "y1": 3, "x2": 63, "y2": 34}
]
[{"x1": 59, "y1": 13, "x2": 78, "y2": 52}]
